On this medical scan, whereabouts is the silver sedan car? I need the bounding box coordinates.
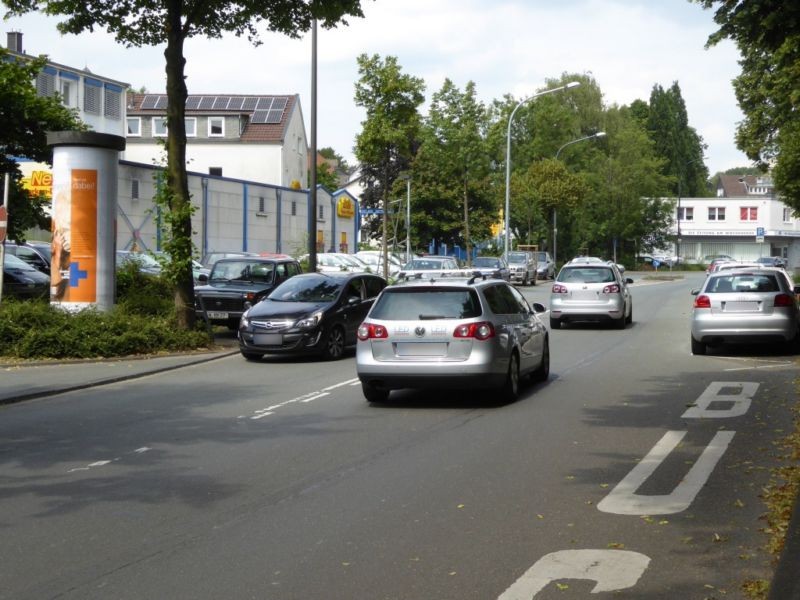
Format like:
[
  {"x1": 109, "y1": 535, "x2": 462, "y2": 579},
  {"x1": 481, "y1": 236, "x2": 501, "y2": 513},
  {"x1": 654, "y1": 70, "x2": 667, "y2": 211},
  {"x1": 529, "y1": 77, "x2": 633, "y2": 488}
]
[
  {"x1": 690, "y1": 268, "x2": 800, "y2": 355},
  {"x1": 356, "y1": 275, "x2": 550, "y2": 403},
  {"x1": 549, "y1": 262, "x2": 633, "y2": 329}
]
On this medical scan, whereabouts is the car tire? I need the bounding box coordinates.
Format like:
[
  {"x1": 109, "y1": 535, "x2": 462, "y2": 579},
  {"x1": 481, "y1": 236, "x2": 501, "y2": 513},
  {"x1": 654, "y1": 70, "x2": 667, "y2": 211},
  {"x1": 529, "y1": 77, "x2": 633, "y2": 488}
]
[
  {"x1": 531, "y1": 338, "x2": 550, "y2": 383},
  {"x1": 500, "y1": 352, "x2": 520, "y2": 402},
  {"x1": 241, "y1": 351, "x2": 263, "y2": 362},
  {"x1": 691, "y1": 336, "x2": 707, "y2": 355},
  {"x1": 549, "y1": 317, "x2": 561, "y2": 330},
  {"x1": 321, "y1": 326, "x2": 346, "y2": 360},
  {"x1": 522, "y1": 273, "x2": 528, "y2": 286},
  {"x1": 362, "y1": 381, "x2": 389, "y2": 403}
]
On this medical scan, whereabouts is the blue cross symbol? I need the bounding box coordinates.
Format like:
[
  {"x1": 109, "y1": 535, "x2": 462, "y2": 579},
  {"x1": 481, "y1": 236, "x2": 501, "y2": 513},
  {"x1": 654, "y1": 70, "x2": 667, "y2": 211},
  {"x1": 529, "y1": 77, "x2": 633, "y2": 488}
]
[{"x1": 69, "y1": 262, "x2": 88, "y2": 287}]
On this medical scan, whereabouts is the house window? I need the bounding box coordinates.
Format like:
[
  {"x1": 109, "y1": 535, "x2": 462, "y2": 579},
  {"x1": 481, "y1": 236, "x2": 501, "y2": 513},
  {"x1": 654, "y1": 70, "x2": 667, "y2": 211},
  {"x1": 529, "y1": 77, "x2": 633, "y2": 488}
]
[
  {"x1": 291, "y1": 201, "x2": 297, "y2": 216},
  {"x1": 740, "y1": 207, "x2": 758, "y2": 221},
  {"x1": 208, "y1": 117, "x2": 224, "y2": 137},
  {"x1": 209, "y1": 167, "x2": 222, "y2": 176},
  {"x1": 319, "y1": 204, "x2": 324, "y2": 220},
  {"x1": 84, "y1": 78, "x2": 102, "y2": 114},
  {"x1": 131, "y1": 179, "x2": 139, "y2": 200},
  {"x1": 36, "y1": 67, "x2": 56, "y2": 97},
  {"x1": 678, "y1": 207, "x2": 693, "y2": 221},
  {"x1": 127, "y1": 117, "x2": 141, "y2": 137},
  {"x1": 153, "y1": 117, "x2": 168, "y2": 137},
  {"x1": 60, "y1": 80, "x2": 72, "y2": 106},
  {"x1": 258, "y1": 196, "x2": 265, "y2": 213},
  {"x1": 708, "y1": 207, "x2": 726, "y2": 221},
  {"x1": 185, "y1": 118, "x2": 197, "y2": 137},
  {"x1": 104, "y1": 84, "x2": 122, "y2": 119},
  {"x1": 784, "y1": 207, "x2": 793, "y2": 223}
]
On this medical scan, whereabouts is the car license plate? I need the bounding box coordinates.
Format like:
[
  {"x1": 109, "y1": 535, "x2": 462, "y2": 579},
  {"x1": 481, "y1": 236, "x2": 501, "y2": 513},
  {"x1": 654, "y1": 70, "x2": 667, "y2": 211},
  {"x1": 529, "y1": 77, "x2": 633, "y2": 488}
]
[
  {"x1": 207, "y1": 311, "x2": 229, "y2": 319},
  {"x1": 395, "y1": 342, "x2": 448, "y2": 357},
  {"x1": 254, "y1": 333, "x2": 282, "y2": 346},
  {"x1": 724, "y1": 301, "x2": 759, "y2": 312}
]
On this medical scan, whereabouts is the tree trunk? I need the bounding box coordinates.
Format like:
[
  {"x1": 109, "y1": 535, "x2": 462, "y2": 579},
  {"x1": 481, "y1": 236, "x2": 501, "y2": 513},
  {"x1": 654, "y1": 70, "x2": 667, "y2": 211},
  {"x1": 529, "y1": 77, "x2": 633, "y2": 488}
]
[
  {"x1": 165, "y1": 0, "x2": 196, "y2": 330},
  {"x1": 463, "y1": 177, "x2": 471, "y2": 264}
]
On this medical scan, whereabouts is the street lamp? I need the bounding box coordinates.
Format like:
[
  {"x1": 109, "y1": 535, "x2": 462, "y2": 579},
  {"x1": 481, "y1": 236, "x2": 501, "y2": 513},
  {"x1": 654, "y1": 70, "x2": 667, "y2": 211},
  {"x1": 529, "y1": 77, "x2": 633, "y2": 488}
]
[
  {"x1": 676, "y1": 158, "x2": 700, "y2": 265},
  {"x1": 552, "y1": 131, "x2": 606, "y2": 266},
  {"x1": 398, "y1": 172, "x2": 411, "y2": 264},
  {"x1": 504, "y1": 81, "x2": 581, "y2": 258}
]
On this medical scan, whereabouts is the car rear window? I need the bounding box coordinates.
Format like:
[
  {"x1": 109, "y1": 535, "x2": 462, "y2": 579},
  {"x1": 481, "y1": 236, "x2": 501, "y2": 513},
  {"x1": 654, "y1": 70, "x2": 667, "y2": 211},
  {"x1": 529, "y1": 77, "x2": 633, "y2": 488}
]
[
  {"x1": 370, "y1": 288, "x2": 482, "y2": 320},
  {"x1": 558, "y1": 267, "x2": 615, "y2": 284},
  {"x1": 707, "y1": 274, "x2": 780, "y2": 293}
]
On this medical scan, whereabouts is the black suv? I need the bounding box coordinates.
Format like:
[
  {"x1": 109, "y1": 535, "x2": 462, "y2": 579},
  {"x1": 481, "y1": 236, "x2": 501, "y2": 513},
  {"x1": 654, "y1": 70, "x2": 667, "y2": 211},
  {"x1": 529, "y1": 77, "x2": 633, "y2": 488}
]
[
  {"x1": 5, "y1": 241, "x2": 51, "y2": 274},
  {"x1": 195, "y1": 255, "x2": 302, "y2": 329}
]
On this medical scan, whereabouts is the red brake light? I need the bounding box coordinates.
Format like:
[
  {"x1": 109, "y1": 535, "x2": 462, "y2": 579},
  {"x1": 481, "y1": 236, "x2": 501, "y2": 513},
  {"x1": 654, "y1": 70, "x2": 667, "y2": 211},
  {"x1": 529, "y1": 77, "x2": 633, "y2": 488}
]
[
  {"x1": 694, "y1": 295, "x2": 711, "y2": 308},
  {"x1": 552, "y1": 284, "x2": 568, "y2": 294},
  {"x1": 774, "y1": 293, "x2": 795, "y2": 308},
  {"x1": 602, "y1": 283, "x2": 621, "y2": 294},
  {"x1": 358, "y1": 323, "x2": 388, "y2": 340},
  {"x1": 453, "y1": 321, "x2": 496, "y2": 340}
]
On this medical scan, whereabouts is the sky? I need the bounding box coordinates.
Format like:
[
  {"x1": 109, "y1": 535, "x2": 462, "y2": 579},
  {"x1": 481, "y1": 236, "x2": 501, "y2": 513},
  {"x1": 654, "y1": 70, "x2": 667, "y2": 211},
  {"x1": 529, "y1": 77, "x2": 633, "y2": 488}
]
[{"x1": 2, "y1": 0, "x2": 750, "y2": 175}]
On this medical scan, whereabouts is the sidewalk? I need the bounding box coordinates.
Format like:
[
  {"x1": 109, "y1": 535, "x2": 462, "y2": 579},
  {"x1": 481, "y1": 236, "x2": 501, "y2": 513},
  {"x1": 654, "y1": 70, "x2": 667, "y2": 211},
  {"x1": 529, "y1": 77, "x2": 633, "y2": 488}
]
[{"x1": 0, "y1": 333, "x2": 238, "y2": 406}]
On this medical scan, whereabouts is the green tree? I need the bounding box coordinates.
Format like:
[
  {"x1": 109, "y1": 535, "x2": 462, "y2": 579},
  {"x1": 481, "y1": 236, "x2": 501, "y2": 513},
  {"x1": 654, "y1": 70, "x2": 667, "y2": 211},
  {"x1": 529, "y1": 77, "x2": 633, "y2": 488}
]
[
  {"x1": 0, "y1": 50, "x2": 85, "y2": 240},
  {"x1": 354, "y1": 54, "x2": 424, "y2": 276},
  {"x1": 694, "y1": 1, "x2": 800, "y2": 209},
  {"x1": 646, "y1": 82, "x2": 709, "y2": 197},
  {"x1": 3, "y1": 0, "x2": 365, "y2": 328}
]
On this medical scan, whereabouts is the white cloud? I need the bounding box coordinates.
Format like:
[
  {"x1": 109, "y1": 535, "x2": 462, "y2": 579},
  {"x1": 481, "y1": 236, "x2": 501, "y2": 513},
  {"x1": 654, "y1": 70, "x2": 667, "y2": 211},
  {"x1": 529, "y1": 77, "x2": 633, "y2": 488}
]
[{"x1": 3, "y1": 0, "x2": 751, "y2": 173}]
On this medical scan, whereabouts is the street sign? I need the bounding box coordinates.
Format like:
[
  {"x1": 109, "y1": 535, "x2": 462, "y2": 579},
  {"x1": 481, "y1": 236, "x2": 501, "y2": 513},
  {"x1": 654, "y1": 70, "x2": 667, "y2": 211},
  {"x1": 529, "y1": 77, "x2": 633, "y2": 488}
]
[
  {"x1": 756, "y1": 226, "x2": 765, "y2": 243},
  {"x1": 0, "y1": 205, "x2": 7, "y2": 242}
]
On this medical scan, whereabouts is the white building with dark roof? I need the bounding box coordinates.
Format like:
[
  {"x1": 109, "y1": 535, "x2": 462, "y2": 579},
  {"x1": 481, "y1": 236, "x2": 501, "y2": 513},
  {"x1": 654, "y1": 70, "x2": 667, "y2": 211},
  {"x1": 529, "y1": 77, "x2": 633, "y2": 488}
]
[{"x1": 123, "y1": 92, "x2": 308, "y2": 188}]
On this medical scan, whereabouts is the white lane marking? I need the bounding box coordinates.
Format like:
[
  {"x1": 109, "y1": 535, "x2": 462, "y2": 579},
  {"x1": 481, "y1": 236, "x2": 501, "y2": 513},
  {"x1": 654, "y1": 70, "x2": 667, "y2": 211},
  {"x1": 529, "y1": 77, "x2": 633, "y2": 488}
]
[
  {"x1": 597, "y1": 430, "x2": 735, "y2": 515},
  {"x1": 498, "y1": 549, "x2": 650, "y2": 598},
  {"x1": 249, "y1": 379, "x2": 358, "y2": 419},
  {"x1": 133, "y1": 447, "x2": 152, "y2": 454},
  {"x1": 66, "y1": 448, "x2": 154, "y2": 473},
  {"x1": 681, "y1": 382, "x2": 758, "y2": 419}
]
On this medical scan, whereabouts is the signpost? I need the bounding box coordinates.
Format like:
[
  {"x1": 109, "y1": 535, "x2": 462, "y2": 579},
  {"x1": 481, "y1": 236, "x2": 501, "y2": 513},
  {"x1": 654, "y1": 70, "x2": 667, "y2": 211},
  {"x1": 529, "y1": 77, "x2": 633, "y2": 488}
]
[{"x1": 0, "y1": 173, "x2": 8, "y2": 304}]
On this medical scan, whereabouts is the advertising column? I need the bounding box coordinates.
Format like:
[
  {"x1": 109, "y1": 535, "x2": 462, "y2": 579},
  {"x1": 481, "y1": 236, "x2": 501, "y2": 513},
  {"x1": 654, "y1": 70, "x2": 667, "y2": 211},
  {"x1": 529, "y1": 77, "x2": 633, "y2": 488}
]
[{"x1": 47, "y1": 132, "x2": 125, "y2": 312}]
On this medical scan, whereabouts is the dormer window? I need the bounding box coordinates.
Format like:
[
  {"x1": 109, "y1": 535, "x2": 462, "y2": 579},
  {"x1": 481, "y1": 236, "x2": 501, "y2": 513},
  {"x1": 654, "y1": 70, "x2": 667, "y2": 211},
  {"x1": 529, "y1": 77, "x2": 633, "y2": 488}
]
[{"x1": 208, "y1": 117, "x2": 224, "y2": 137}]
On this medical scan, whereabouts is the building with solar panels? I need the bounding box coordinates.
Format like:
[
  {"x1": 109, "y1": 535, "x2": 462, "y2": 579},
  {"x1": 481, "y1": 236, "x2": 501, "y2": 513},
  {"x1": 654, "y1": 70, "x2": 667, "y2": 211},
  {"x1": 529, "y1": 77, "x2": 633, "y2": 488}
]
[{"x1": 124, "y1": 92, "x2": 308, "y2": 189}]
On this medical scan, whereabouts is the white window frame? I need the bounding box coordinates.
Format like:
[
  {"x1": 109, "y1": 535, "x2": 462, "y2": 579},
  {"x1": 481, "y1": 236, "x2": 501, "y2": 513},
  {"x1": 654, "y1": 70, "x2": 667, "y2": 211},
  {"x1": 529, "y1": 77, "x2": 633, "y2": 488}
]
[
  {"x1": 208, "y1": 117, "x2": 225, "y2": 137},
  {"x1": 783, "y1": 207, "x2": 793, "y2": 223},
  {"x1": 678, "y1": 206, "x2": 694, "y2": 221},
  {"x1": 185, "y1": 117, "x2": 197, "y2": 137},
  {"x1": 126, "y1": 117, "x2": 142, "y2": 137},
  {"x1": 153, "y1": 117, "x2": 168, "y2": 137},
  {"x1": 707, "y1": 207, "x2": 725, "y2": 221},
  {"x1": 740, "y1": 206, "x2": 758, "y2": 221}
]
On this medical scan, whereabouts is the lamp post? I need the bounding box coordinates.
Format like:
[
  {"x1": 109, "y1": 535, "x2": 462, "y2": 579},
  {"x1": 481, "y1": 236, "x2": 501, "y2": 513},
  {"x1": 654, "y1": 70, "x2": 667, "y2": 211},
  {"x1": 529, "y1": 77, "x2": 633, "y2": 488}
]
[
  {"x1": 676, "y1": 158, "x2": 700, "y2": 265},
  {"x1": 553, "y1": 131, "x2": 606, "y2": 266},
  {"x1": 398, "y1": 172, "x2": 411, "y2": 264},
  {"x1": 504, "y1": 81, "x2": 580, "y2": 258}
]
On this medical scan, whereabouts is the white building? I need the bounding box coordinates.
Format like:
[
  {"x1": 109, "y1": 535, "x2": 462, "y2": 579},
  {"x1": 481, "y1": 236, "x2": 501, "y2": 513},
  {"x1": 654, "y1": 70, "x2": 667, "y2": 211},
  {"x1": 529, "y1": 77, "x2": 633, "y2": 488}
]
[
  {"x1": 123, "y1": 92, "x2": 308, "y2": 189},
  {"x1": 672, "y1": 174, "x2": 800, "y2": 271}
]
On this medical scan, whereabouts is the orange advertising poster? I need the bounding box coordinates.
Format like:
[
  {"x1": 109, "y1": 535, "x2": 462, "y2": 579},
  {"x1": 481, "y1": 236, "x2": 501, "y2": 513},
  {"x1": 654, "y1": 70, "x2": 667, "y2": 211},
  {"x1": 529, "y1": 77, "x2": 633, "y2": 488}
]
[{"x1": 67, "y1": 169, "x2": 98, "y2": 303}]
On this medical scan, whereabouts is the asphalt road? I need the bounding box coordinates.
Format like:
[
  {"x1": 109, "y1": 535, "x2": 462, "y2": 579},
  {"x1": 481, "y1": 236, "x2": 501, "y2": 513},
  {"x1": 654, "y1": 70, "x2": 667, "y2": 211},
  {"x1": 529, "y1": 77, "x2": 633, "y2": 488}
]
[{"x1": 1, "y1": 272, "x2": 797, "y2": 599}]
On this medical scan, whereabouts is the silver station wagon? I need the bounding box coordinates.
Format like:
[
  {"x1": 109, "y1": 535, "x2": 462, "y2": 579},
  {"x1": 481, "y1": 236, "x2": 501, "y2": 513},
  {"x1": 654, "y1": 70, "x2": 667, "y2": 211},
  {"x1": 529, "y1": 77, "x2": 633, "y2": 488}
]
[
  {"x1": 356, "y1": 275, "x2": 550, "y2": 403},
  {"x1": 690, "y1": 268, "x2": 800, "y2": 355},
  {"x1": 549, "y1": 262, "x2": 633, "y2": 329}
]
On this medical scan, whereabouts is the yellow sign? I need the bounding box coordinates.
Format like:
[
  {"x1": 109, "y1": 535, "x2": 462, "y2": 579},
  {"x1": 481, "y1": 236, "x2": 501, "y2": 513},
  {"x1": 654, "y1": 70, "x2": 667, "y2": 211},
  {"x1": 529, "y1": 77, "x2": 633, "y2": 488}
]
[
  {"x1": 23, "y1": 170, "x2": 53, "y2": 197},
  {"x1": 337, "y1": 196, "x2": 355, "y2": 219}
]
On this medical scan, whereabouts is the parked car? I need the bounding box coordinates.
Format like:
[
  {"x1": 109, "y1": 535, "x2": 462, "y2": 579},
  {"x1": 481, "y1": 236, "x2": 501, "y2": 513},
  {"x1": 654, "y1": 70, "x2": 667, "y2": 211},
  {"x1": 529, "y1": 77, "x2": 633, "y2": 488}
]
[
  {"x1": 470, "y1": 256, "x2": 511, "y2": 281},
  {"x1": 356, "y1": 274, "x2": 550, "y2": 403},
  {"x1": 549, "y1": 261, "x2": 634, "y2": 329},
  {"x1": 4, "y1": 241, "x2": 51, "y2": 274},
  {"x1": 238, "y1": 271, "x2": 387, "y2": 361},
  {"x1": 355, "y1": 251, "x2": 403, "y2": 277},
  {"x1": 397, "y1": 256, "x2": 461, "y2": 279},
  {"x1": 2, "y1": 253, "x2": 50, "y2": 300},
  {"x1": 200, "y1": 250, "x2": 258, "y2": 269},
  {"x1": 690, "y1": 268, "x2": 800, "y2": 355},
  {"x1": 195, "y1": 255, "x2": 302, "y2": 329},
  {"x1": 535, "y1": 251, "x2": 555, "y2": 280},
  {"x1": 703, "y1": 254, "x2": 735, "y2": 274},
  {"x1": 756, "y1": 256, "x2": 788, "y2": 269},
  {"x1": 116, "y1": 251, "x2": 162, "y2": 275},
  {"x1": 504, "y1": 251, "x2": 537, "y2": 286},
  {"x1": 300, "y1": 252, "x2": 354, "y2": 273}
]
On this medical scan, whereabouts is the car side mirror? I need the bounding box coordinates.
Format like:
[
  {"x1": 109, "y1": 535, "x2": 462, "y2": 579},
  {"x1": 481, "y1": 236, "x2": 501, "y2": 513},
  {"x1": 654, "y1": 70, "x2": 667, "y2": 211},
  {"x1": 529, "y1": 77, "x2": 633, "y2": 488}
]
[
  {"x1": 347, "y1": 295, "x2": 361, "y2": 305},
  {"x1": 626, "y1": 277, "x2": 634, "y2": 284},
  {"x1": 198, "y1": 273, "x2": 208, "y2": 283},
  {"x1": 691, "y1": 289, "x2": 699, "y2": 296},
  {"x1": 531, "y1": 302, "x2": 547, "y2": 314}
]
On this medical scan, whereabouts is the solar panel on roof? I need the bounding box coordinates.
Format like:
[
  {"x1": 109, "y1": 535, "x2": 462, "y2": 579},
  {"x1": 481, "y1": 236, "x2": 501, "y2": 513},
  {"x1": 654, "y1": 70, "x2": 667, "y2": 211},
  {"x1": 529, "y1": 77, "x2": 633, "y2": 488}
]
[
  {"x1": 185, "y1": 96, "x2": 201, "y2": 109},
  {"x1": 227, "y1": 97, "x2": 244, "y2": 111},
  {"x1": 266, "y1": 109, "x2": 283, "y2": 123},
  {"x1": 141, "y1": 95, "x2": 159, "y2": 109},
  {"x1": 251, "y1": 110, "x2": 268, "y2": 124},
  {"x1": 271, "y1": 97, "x2": 288, "y2": 111},
  {"x1": 257, "y1": 97, "x2": 273, "y2": 110},
  {"x1": 242, "y1": 97, "x2": 258, "y2": 110},
  {"x1": 198, "y1": 96, "x2": 214, "y2": 109},
  {"x1": 213, "y1": 96, "x2": 230, "y2": 109},
  {"x1": 154, "y1": 96, "x2": 168, "y2": 109}
]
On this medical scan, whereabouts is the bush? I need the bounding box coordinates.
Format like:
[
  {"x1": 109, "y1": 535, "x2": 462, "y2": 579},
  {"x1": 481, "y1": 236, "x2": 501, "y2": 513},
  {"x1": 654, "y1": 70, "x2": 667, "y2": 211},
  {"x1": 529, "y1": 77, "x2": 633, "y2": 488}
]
[{"x1": 0, "y1": 269, "x2": 212, "y2": 359}]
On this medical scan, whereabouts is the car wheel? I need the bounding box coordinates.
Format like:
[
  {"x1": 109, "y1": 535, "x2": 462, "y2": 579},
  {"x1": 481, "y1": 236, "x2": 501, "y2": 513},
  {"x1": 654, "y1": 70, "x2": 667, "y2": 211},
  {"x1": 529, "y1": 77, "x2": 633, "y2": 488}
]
[
  {"x1": 521, "y1": 273, "x2": 528, "y2": 286},
  {"x1": 531, "y1": 338, "x2": 550, "y2": 383},
  {"x1": 321, "y1": 326, "x2": 346, "y2": 360},
  {"x1": 362, "y1": 381, "x2": 389, "y2": 403},
  {"x1": 241, "y1": 351, "x2": 263, "y2": 362},
  {"x1": 549, "y1": 317, "x2": 561, "y2": 330},
  {"x1": 500, "y1": 352, "x2": 520, "y2": 402},
  {"x1": 690, "y1": 336, "x2": 706, "y2": 355}
]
